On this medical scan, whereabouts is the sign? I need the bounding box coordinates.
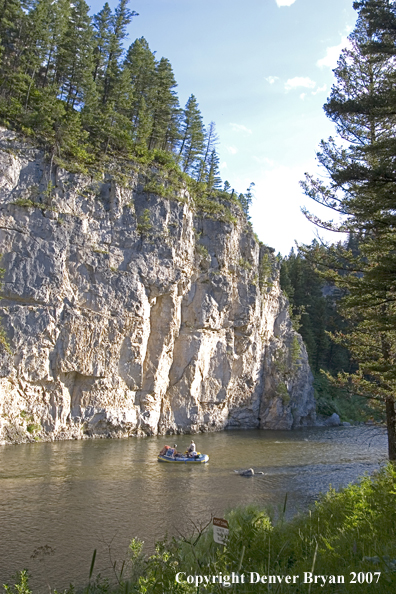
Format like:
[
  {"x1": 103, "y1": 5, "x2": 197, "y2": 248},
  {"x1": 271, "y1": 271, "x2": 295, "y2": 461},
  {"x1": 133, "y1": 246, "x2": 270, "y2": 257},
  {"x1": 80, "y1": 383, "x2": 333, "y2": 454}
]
[{"x1": 213, "y1": 517, "x2": 229, "y2": 545}]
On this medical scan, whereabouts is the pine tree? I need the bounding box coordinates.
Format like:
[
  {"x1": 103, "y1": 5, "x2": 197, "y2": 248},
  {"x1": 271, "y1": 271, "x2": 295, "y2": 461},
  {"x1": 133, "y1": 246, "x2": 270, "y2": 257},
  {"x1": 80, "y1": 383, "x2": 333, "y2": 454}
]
[
  {"x1": 280, "y1": 244, "x2": 351, "y2": 375},
  {"x1": 0, "y1": 0, "x2": 26, "y2": 74},
  {"x1": 56, "y1": 0, "x2": 95, "y2": 110},
  {"x1": 178, "y1": 94, "x2": 204, "y2": 173},
  {"x1": 206, "y1": 149, "x2": 222, "y2": 192},
  {"x1": 92, "y1": 2, "x2": 112, "y2": 83},
  {"x1": 135, "y1": 96, "x2": 152, "y2": 150},
  {"x1": 301, "y1": 0, "x2": 396, "y2": 459},
  {"x1": 238, "y1": 182, "x2": 255, "y2": 218},
  {"x1": 20, "y1": 0, "x2": 53, "y2": 109},
  {"x1": 39, "y1": 0, "x2": 71, "y2": 88},
  {"x1": 101, "y1": 0, "x2": 137, "y2": 105},
  {"x1": 196, "y1": 120, "x2": 219, "y2": 182},
  {"x1": 148, "y1": 57, "x2": 180, "y2": 151},
  {"x1": 124, "y1": 36, "x2": 156, "y2": 129},
  {"x1": 0, "y1": 0, "x2": 31, "y2": 118}
]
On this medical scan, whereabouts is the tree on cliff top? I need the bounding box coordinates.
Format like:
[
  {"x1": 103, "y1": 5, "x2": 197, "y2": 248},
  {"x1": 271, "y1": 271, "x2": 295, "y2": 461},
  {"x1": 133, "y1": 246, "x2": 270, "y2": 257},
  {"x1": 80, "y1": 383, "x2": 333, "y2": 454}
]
[{"x1": 301, "y1": 0, "x2": 396, "y2": 459}]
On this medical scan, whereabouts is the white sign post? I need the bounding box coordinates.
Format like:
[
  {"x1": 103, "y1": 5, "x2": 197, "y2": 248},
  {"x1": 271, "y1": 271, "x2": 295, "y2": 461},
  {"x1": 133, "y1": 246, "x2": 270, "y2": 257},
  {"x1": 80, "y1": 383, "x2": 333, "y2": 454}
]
[{"x1": 213, "y1": 517, "x2": 229, "y2": 545}]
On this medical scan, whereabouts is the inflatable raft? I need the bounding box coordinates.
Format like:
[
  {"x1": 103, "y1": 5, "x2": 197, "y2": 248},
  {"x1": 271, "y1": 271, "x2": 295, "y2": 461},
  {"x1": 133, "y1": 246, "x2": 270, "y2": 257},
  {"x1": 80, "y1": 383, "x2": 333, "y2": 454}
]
[{"x1": 158, "y1": 452, "x2": 209, "y2": 464}]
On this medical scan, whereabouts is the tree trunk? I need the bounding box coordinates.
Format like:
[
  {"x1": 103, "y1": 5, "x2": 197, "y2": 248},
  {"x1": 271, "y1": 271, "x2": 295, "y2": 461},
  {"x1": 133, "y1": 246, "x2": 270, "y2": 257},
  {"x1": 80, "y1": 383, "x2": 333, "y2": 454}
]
[{"x1": 385, "y1": 396, "x2": 396, "y2": 461}]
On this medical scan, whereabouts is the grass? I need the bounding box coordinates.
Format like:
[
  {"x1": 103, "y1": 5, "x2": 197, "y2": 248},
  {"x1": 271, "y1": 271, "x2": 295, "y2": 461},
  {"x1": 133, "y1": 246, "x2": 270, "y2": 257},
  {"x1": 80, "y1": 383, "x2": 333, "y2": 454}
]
[{"x1": 4, "y1": 464, "x2": 396, "y2": 593}]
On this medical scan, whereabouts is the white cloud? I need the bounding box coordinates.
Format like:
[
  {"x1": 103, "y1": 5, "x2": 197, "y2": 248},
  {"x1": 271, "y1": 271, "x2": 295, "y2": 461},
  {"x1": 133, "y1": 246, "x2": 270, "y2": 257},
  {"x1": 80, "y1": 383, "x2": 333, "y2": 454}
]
[
  {"x1": 253, "y1": 156, "x2": 275, "y2": 167},
  {"x1": 249, "y1": 163, "x2": 345, "y2": 255},
  {"x1": 276, "y1": 0, "x2": 297, "y2": 6},
  {"x1": 227, "y1": 146, "x2": 238, "y2": 155},
  {"x1": 300, "y1": 93, "x2": 306, "y2": 100},
  {"x1": 265, "y1": 76, "x2": 279, "y2": 85},
  {"x1": 311, "y1": 84, "x2": 327, "y2": 96},
  {"x1": 220, "y1": 161, "x2": 228, "y2": 170},
  {"x1": 284, "y1": 76, "x2": 316, "y2": 91},
  {"x1": 229, "y1": 123, "x2": 252, "y2": 134},
  {"x1": 317, "y1": 36, "x2": 350, "y2": 69}
]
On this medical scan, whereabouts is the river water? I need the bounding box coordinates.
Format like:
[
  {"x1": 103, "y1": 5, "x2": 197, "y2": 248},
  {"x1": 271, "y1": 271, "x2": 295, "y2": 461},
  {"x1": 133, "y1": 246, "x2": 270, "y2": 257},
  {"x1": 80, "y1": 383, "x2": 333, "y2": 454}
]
[{"x1": 0, "y1": 426, "x2": 388, "y2": 591}]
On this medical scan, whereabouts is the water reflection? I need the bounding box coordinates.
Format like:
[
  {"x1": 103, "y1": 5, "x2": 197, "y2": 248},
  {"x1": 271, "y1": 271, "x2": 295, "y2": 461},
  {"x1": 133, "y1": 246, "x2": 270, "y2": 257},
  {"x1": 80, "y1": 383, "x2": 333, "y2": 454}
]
[{"x1": 0, "y1": 427, "x2": 387, "y2": 591}]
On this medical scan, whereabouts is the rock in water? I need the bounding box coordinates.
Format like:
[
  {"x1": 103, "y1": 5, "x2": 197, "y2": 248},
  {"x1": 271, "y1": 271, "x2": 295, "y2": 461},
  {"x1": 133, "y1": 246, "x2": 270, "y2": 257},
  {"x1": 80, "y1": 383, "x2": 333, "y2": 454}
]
[
  {"x1": 234, "y1": 468, "x2": 255, "y2": 476},
  {"x1": 0, "y1": 128, "x2": 316, "y2": 444},
  {"x1": 324, "y1": 413, "x2": 341, "y2": 427}
]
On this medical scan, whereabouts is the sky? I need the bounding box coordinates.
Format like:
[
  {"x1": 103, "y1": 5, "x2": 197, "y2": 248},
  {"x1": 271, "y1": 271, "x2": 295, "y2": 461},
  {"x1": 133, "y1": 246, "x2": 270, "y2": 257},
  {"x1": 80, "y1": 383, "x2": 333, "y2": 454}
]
[{"x1": 90, "y1": 0, "x2": 358, "y2": 255}]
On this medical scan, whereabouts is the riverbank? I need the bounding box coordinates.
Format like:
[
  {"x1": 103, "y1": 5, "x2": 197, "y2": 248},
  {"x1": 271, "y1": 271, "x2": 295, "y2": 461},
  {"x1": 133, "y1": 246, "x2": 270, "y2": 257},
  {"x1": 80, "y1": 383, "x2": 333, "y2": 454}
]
[{"x1": 4, "y1": 463, "x2": 396, "y2": 593}]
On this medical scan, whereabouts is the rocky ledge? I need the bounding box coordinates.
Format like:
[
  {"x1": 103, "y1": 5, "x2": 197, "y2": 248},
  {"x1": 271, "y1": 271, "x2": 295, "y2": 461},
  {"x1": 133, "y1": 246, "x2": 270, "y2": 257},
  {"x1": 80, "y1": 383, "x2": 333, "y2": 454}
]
[{"x1": 0, "y1": 128, "x2": 315, "y2": 444}]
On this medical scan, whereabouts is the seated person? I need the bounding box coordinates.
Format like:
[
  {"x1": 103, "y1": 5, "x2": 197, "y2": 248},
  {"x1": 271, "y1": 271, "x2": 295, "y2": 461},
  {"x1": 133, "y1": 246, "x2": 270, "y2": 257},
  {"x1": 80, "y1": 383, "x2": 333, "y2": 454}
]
[
  {"x1": 159, "y1": 445, "x2": 171, "y2": 456},
  {"x1": 172, "y1": 444, "x2": 179, "y2": 457},
  {"x1": 187, "y1": 440, "x2": 197, "y2": 457}
]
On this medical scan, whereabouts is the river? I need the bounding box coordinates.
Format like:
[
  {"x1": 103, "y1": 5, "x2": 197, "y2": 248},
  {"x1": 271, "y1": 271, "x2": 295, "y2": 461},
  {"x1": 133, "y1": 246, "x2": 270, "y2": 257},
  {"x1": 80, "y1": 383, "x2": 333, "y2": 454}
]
[{"x1": 0, "y1": 426, "x2": 388, "y2": 591}]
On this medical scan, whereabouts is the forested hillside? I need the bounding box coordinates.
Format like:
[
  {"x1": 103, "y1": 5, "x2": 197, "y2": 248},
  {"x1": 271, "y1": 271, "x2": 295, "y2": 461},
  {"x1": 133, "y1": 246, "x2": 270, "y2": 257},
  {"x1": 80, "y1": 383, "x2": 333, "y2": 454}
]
[
  {"x1": 0, "y1": 0, "x2": 254, "y2": 212},
  {"x1": 280, "y1": 239, "x2": 381, "y2": 423}
]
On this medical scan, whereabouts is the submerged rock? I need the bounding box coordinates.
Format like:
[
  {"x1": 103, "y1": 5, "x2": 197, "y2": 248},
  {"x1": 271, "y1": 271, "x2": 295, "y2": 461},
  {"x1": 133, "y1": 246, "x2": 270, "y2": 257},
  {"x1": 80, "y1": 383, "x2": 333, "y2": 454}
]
[
  {"x1": 236, "y1": 468, "x2": 255, "y2": 476},
  {"x1": 0, "y1": 128, "x2": 316, "y2": 444}
]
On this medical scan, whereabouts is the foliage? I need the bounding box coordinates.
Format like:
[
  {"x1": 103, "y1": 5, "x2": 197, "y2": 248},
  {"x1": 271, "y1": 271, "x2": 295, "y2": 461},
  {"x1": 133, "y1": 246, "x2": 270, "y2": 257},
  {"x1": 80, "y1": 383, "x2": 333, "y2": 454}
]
[
  {"x1": 0, "y1": 0, "x2": 255, "y2": 227},
  {"x1": 280, "y1": 243, "x2": 351, "y2": 375},
  {"x1": 238, "y1": 183, "x2": 255, "y2": 219},
  {"x1": 195, "y1": 243, "x2": 209, "y2": 259},
  {"x1": 300, "y1": 0, "x2": 396, "y2": 458},
  {"x1": 26, "y1": 423, "x2": 41, "y2": 434},
  {"x1": 3, "y1": 570, "x2": 31, "y2": 594},
  {"x1": 137, "y1": 209, "x2": 152, "y2": 233},
  {"x1": 314, "y1": 373, "x2": 383, "y2": 422},
  {"x1": 238, "y1": 258, "x2": 252, "y2": 271},
  {"x1": 258, "y1": 250, "x2": 275, "y2": 292}
]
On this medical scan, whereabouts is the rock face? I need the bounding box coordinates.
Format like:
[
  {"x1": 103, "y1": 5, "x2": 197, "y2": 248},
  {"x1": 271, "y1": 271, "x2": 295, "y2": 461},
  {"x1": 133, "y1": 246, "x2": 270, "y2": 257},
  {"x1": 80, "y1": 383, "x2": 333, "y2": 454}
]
[{"x1": 0, "y1": 128, "x2": 316, "y2": 444}]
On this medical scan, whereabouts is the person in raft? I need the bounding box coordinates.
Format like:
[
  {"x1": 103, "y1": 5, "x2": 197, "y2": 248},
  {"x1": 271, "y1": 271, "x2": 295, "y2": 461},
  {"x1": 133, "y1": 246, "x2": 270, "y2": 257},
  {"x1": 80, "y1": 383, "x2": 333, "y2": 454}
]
[
  {"x1": 159, "y1": 444, "x2": 180, "y2": 457},
  {"x1": 187, "y1": 440, "x2": 197, "y2": 457}
]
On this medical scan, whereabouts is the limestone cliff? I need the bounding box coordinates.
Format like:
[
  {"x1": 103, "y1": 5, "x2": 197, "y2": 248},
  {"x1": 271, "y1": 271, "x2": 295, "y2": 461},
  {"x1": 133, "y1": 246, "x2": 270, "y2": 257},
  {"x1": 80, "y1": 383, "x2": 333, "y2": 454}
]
[{"x1": 0, "y1": 128, "x2": 315, "y2": 444}]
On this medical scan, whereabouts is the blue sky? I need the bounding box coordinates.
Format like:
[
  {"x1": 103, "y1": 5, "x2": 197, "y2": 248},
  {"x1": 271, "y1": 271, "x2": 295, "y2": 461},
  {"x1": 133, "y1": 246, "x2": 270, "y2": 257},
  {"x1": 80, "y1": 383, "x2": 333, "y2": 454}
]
[{"x1": 90, "y1": 0, "x2": 358, "y2": 254}]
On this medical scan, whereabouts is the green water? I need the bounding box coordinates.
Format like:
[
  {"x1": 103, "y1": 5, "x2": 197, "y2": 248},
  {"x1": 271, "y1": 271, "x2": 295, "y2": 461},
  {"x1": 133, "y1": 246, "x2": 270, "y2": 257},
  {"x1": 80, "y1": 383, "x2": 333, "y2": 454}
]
[{"x1": 0, "y1": 426, "x2": 387, "y2": 591}]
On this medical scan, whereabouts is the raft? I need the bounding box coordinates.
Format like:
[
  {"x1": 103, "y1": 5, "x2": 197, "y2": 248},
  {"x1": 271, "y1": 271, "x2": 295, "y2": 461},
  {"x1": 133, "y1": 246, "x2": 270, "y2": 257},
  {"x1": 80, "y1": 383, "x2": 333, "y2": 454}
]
[{"x1": 158, "y1": 452, "x2": 209, "y2": 464}]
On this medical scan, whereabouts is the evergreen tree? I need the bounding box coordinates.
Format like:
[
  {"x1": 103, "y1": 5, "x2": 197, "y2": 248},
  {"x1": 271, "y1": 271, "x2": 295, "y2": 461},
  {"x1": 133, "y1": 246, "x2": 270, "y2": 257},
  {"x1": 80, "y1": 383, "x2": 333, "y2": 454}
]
[
  {"x1": 0, "y1": 0, "x2": 39, "y2": 119},
  {"x1": 238, "y1": 182, "x2": 255, "y2": 218},
  {"x1": 92, "y1": 2, "x2": 112, "y2": 83},
  {"x1": 56, "y1": 0, "x2": 95, "y2": 109},
  {"x1": 0, "y1": 0, "x2": 26, "y2": 74},
  {"x1": 134, "y1": 96, "x2": 152, "y2": 150},
  {"x1": 196, "y1": 120, "x2": 219, "y2": 182},
  {"x1": 281, "y1": 244, "x2": 351, "y2": 375},
  {"x1": 148, "y1": 57, "x2": 179, "y2": 151},
  {"x1": 101, "y1": 0, "x2": 137, "y2": 105},
  {"x1": 21, "y1": 0, "x2": 53, "y2": 106},
  {"x1": 301, "y1": 0, "x2": 396, "y2": 459},
  {"x1": 124, "y1": 37, "x2": 156, "y2": 129},
  {"x1": 206, "y1": 149, "x2": 222, "y2": 192},
  {"x1": 39, "y1": 0, "x2": 71, "y2": 88},
  {"x1": 178, "y1": 94, "x2": 204, "y2": 173}
]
